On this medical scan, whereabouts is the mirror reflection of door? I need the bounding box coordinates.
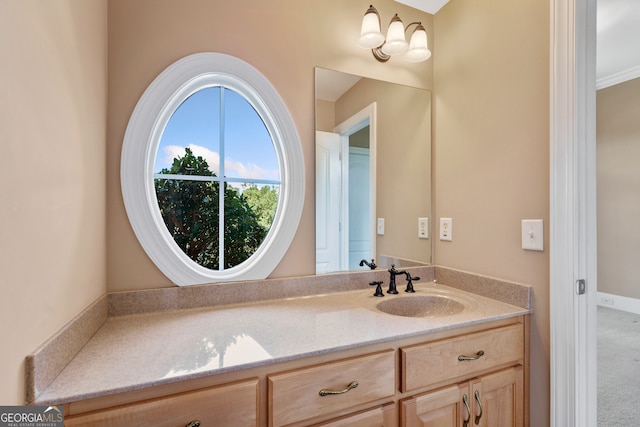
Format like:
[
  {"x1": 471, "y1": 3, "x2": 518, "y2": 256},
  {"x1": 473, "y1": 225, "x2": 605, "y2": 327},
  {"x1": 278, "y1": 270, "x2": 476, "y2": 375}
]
[
  {"x1": 315, "y1": 117, "x2": 374, "y2": 274},
  {"x1": 315, "y1": 131, "x2": 341, "y2": 274}
]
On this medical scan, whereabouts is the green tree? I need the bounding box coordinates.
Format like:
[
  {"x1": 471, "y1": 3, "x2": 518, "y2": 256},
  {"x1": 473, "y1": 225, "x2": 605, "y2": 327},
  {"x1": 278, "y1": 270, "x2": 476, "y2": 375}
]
[
  {"x1": 242, "y1": 185, "x2": 278, "y2": 229},
  {"x1": 154, "y1": 147, "x2": 267, "y2": 270}
]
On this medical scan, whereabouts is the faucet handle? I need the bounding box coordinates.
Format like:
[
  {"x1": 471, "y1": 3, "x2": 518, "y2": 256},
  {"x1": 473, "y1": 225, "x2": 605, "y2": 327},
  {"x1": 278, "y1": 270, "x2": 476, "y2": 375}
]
[
  {"x1": 369, "y1": 281, "x2": 384, "y2": 297},
  {"x1": 404, "y1": 272, "x2": 420, "y2": 293}
]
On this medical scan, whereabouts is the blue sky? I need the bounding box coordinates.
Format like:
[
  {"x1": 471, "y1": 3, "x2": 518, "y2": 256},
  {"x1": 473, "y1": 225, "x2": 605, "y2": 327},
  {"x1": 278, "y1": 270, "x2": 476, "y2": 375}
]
[{"x1": 155, "y1": 87, "x2": 279, "y2": 182}]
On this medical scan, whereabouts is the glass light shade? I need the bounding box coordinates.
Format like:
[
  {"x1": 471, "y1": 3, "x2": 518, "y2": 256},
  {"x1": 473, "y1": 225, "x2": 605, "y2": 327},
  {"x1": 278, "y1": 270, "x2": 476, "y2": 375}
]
[
  {"x1": 405, "y1": 25, "x2": 431, "y2": 62},
  {"x1": 381, "y1": 14, "x2": 408, "y2": 55},
  {"x1": 358, "y1": 7, "x2": 385, "y2": 49}
]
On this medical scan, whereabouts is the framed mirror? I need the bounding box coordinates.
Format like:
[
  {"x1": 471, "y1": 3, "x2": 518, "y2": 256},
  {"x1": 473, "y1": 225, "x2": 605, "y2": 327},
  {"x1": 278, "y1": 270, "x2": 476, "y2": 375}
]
[{"x1": 315, "y1": 67, "x2": 432, "y2": 274}]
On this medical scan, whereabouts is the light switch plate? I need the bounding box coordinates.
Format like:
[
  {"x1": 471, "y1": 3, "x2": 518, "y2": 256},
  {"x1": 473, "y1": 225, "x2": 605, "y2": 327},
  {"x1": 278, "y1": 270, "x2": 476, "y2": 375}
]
[
  {"x1": 418, "y1": 218, "x2": 429, "y2": 239},
  {"x1": 522, "y1": 219, "x2": 544, "y2": 251},
  {"x1": 377, "y1": 218, "x2": 385, "y2": 235}
]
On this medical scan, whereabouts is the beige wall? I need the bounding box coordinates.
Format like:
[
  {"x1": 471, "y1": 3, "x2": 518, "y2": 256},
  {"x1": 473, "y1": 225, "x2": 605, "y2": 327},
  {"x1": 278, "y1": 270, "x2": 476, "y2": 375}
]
[
  {"x1": 107, "y1": 0, "x2": 434, "y2": 291},
  {"x1": 333, "y1": 78, "x2": 432, "y2": 265},
  {"x1": 433, "y1": 0, "x2": 550, "y2": 425},
  {"x1": 597, "y1": 78, "x2": 640, "y2": 299},
  {"x1": 0, "y1": 1, "x2": 108, "y2": 404},
  {"x1": 316, "y1": 99, "x2": 336, "y2": 133}
]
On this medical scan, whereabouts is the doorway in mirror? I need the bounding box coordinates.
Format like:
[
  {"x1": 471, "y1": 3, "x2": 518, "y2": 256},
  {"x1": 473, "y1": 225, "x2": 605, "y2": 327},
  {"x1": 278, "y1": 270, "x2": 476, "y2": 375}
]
[{"x1": 315, "y1": 105, "x2": 375, "y2": 274}]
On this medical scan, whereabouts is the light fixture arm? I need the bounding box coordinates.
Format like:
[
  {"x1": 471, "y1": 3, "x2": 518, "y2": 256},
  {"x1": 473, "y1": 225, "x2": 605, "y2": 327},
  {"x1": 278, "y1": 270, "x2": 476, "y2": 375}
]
[
  {"x1": 405, "y1": 21, "x2": 423, "y2": 33},
  {"x1": 371, "y1": 46, "x2": 391, "y2": 63}
]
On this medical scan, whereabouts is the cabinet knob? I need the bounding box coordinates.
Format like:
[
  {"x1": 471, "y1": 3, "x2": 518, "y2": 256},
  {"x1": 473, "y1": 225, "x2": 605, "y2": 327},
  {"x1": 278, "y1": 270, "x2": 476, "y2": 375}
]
[{"x1": 186, "y1": 421, "x2": 201, "y2": 427}]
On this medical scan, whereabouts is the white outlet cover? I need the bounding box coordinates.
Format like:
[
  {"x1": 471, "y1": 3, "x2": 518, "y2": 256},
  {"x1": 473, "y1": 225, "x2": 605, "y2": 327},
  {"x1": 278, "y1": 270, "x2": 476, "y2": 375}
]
[
  {"x1": 440, "y1": 218, "x2": 452, "y2": 241},
  {"x1": 521, "y1": 219, "x2": 544, "y2": 251},
  {"x1": 418, "y1": 217, "x2": 429, "y2": 239},
  {"x1": 377, "y1": 218, "x2": 385, "y2": 235}
]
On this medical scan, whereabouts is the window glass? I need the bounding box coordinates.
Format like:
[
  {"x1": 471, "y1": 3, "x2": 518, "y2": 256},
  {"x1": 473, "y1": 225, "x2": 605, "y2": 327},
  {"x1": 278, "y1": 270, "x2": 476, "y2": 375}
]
[
  {"x1": 156, "y1": 88, "x2": 221, "y2": 175},
  {"x1": 154, "y1": 87, "x2": 280, "y2": 271},
  {"x1": 223, "y1": 89, "x2": 279, "y2": 180}
]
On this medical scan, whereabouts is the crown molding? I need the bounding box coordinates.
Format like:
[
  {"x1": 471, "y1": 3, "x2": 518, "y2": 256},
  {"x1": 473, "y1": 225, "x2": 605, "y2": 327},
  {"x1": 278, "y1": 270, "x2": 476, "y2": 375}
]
[{"x1": 596, "y1": 64, "x2": 640, "y2": 90}]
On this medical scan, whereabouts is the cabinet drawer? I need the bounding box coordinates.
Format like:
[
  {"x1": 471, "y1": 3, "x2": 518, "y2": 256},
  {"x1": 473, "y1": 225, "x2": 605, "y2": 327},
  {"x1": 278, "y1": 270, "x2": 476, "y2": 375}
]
[
  {"x1": 401, "y1": 324, "x2": 523, "y2": 392},
  {"x1": 310, "y1": 402, "x2": 396, "y2": 427},
  {"x1": 64, "y1": 378, "x2": 258, "y2": 427},
  {"x1": 268, "y1": 350, "x2": 395, "y2": 426}
]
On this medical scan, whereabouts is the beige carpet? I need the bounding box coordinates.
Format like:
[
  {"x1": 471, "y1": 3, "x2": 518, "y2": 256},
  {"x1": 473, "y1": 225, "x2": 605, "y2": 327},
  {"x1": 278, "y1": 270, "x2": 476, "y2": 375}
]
[{"x1": 598, "y1": 306, "x2": 640, "y2": 426}]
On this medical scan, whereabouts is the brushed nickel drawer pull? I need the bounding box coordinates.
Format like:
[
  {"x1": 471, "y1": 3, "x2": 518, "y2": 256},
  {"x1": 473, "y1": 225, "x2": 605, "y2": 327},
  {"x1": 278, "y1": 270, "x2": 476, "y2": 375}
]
[
  {"x1": 474, "y1": 389, "x2": 484, "y2": 425},
  {"x1": 462, "y1": 394, "x2": 471, "y2": 427},
  {"x1": 458, "y1": 350, "x2": 485, "y2": 361},
  {"x1": 319, "y1": 381, "x2": 359, "y2": 396},
  {"x1": 186, "y1": 421, "x2": 201, "y2": 427}
]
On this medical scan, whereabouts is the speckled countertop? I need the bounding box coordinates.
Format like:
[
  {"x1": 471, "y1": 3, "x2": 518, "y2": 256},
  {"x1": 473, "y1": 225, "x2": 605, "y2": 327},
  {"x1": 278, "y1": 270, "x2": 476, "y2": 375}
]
[{"x1": 31, "y1": 276, "x2": 529, "y2": 405}]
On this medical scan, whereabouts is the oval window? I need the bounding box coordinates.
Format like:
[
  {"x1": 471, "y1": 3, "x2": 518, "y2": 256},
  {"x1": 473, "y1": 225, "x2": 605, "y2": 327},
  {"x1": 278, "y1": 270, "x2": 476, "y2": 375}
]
[{"x1": 121, "y1": 53, "x2": 304, "y2": 285}]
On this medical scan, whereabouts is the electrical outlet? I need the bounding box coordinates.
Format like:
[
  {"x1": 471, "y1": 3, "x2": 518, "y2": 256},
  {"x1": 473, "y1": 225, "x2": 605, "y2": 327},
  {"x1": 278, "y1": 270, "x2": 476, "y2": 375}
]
[
  {"x1": 600, "y1": 296, "x2": 614, "y2": 306},
  {"x1": 440, "y1": 218, "x2": 452, "y2": 241},
  {"x1": 418, "y1": 218, "x2": 429, "y2": 239}
]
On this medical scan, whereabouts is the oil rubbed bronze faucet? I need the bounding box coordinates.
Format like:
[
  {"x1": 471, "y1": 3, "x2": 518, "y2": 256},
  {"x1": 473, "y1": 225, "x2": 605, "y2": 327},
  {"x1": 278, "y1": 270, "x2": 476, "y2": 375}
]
[
  {"x1": 359, "y1": 259, "x2": 377, "y2": 270},
  {"x1": 387, "y1": 265, "x2": 406, "y2": 294}
]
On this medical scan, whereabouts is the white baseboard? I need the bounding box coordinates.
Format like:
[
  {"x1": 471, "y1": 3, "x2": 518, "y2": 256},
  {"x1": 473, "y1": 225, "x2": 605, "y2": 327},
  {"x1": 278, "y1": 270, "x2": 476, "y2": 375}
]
[{"x1": 597, "y1": 291, "x2": 640, "y2": 315}]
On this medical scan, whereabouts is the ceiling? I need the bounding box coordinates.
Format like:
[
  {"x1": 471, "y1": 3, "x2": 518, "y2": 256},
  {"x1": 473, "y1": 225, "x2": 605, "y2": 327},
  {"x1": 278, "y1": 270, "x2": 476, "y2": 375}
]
[
  {"x1": 397, "y1": 0, "x2": 640, "y2": 89},
  {"x1": 315, "y1": 68, "x2": 361, "y2": 102},
  {"x1": 596, "y1": 0, "x2": 640, "y2": 88},
  {"x1": 394, "y1": 0, "x2": 449, "y2": 14}
]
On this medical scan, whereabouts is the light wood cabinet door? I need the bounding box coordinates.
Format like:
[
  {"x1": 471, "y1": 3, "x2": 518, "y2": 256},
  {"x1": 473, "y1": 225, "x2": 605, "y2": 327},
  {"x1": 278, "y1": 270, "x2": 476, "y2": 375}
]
[
  {"x1": 64, "y1": 379, "x2": 258, "y2": 427},
  {"x1": 470, "y1": 366, "x2": 524, "y2": 427},
  {"x1": 401, "y1": 367, "x2": 524, "y2": 427},
  {"x1": 401, "y1": 383, "x2": 467, "y2": 427}
]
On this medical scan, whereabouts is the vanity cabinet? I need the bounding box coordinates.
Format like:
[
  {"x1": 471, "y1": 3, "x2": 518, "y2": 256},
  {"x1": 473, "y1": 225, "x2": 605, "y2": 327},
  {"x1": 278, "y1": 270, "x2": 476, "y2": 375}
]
[
  {"x1": 58, "y1": 317, "x2": 527, "y2": 427},
  {"x1": 63, "y1": 379, "x2": 258, "y2": 427},
  {"x1": 400, "y1": 367, "x2": 523, "y2": 427}
]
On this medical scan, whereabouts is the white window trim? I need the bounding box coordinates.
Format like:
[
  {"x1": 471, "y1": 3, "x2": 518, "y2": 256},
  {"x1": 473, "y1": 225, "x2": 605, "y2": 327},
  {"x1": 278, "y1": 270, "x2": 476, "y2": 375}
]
[{"x1": 121, "y1": 53, "x2": 305, "y2": 285}]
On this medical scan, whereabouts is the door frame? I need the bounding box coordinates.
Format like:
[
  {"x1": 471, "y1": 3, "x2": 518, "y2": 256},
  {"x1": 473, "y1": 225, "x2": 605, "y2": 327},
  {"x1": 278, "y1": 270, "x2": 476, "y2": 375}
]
[{"x1": 550, "y1": 0, "x2": 598, "y2": 425}]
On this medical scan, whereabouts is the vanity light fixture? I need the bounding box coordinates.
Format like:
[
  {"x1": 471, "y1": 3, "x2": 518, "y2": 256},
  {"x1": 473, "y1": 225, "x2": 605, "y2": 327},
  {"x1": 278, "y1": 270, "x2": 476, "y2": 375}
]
[{"x1": 358, "y1": 5, "x2": 431, "y2": 63}]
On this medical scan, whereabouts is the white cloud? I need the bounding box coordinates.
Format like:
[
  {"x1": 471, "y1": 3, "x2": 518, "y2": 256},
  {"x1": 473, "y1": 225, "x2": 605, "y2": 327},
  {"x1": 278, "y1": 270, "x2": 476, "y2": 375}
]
[
  {"x1": 225, "y1": 157, "x2": 276, "y2": 180},
  {"x1": 161, "y1": 144, "x2": 278, "y2": 181},
  {"x1": 164, "y1": 144, "x2": 221, "y2": 174}
]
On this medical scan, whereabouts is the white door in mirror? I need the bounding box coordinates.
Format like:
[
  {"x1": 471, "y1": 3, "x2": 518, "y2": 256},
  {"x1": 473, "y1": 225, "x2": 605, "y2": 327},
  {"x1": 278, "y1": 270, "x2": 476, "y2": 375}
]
[{"x1": 521, "y1": 219, "x2": 544, "y2": 251}]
